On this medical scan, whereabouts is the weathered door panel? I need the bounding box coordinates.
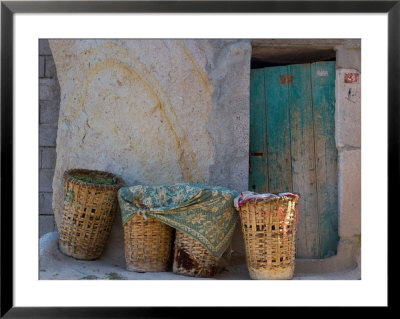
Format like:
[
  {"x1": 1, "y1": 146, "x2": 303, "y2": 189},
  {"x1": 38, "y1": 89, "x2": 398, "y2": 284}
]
[
  {"x1": 249, "y1": 68, "x2": 267, "y2": 192},
  {"x1": 311, "y1": 62, "x2": 339, "y2": 257},
  {"x1": 264, "y1": 67, "x2": 292, "y2": 193},
  {"x1": 287, "y1": 63, "x2": 319, "y2": 257},
  {"x1": 249, "y1": 61, "x2": 338, "y2": 258}
]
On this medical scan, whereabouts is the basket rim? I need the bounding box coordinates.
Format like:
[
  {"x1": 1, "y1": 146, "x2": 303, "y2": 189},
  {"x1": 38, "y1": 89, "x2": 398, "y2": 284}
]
[
  {"x1": 240, "y1": 193, "x2": 300, "y2": 205},
  {"x1": 63, "y1": 168, "x2": 125, "y2": 190}
]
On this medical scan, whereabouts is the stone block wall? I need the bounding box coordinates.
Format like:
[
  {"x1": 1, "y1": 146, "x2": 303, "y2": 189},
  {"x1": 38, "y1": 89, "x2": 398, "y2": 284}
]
[
  {"x1": 334, "y1": 47, "x2": 362, "y2": 272},
  {"x1": 39, "y1": 39, "x2": 60, "y2": 237}
]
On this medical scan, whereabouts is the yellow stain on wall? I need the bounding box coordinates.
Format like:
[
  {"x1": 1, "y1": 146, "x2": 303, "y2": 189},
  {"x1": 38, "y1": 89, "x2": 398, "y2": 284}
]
[
  {"x1": 177, "y1": 40, "x2": 214, "y2": 98},
  {"x1": 65, "y1": 40, "x2": 211, "y2": 184}
]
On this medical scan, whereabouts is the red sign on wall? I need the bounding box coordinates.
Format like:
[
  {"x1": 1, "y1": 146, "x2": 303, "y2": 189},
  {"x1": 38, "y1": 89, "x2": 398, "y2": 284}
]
[{"x1": 344, "y1": 73, "x2": 359, "y2": 83}]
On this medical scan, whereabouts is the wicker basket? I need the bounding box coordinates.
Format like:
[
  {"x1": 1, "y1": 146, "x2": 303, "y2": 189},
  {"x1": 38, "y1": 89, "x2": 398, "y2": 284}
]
[
  {"x1": 123, "y1": 214, "x2": 173, "y2": 272},
  {"x1": 172, "y1": 230, "x2": 219, "y2": 278},
  {"x1": 58, "y1": 169, "x2": 124, "y2": 260},
  {"x1": 239, "y1": 195, "x2": 299, "y2": 280}
]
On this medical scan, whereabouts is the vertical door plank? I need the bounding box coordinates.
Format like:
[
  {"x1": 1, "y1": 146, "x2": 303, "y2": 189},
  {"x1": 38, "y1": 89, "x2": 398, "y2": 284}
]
[
  {"x1": 249, "y1": 68, "x2": 268, "y2": 193},
  {"x1": 288, "y1": 63, "x2": 319, "y2": 258},
  {"x1": 311, "y1": 61, "x2": 339, "y2": 258},
  {"x1": 264, "y1": 66, "x2": 292, "y2": 193}
]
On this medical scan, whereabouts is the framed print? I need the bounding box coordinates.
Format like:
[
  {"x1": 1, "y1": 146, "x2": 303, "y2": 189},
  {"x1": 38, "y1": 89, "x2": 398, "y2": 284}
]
[{"x1": 1, "y1": 0, "x2": 396, "y2": 317}]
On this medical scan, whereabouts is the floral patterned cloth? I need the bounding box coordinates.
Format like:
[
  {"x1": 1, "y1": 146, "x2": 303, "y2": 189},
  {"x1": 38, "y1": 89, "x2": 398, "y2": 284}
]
[{"x1": 118, "y1": 183, "x2": 239, "y2": 258}]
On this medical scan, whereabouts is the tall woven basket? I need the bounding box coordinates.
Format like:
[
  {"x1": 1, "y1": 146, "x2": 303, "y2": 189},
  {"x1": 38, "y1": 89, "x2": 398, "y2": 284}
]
[
  {"x1": 172, "y1": 230, "x2": 219, "y2": 278},
  {"x1": 239, "y1": 195, "x2": 299, "y2": 280},
  {"x1": 123, "y1": 214, "x2": 173, "y2": 272},
  {"x1": 58, "y1": 169, "x2": 124, "y2": 260}
]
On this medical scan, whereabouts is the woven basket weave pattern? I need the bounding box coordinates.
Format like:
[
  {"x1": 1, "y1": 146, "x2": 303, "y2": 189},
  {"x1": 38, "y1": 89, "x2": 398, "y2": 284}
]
[
  {"x1": 240, "y1": 197, "x2": 298, "y2": 279},
  {"x1": 173, "y1": 230, "x2": 219, "y2": 278},
  {"x1": 123, "y1": 214, "x2": 173, "y2": 272},
  {"x1": 58, "y1": 169, "x2": 123, "y2": 260}
]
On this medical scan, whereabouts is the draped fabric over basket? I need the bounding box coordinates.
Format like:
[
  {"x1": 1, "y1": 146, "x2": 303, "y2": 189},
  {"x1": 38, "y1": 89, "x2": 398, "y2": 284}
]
[{"x1": 118, "y1": 183, "x2": 239, "y2": 258}]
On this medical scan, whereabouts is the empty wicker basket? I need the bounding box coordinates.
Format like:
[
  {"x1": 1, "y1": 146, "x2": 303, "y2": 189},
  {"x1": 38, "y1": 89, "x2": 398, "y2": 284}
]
[
  {"x1": 239, "y1": 195, "x2": 299, "y2": 280},
  {"x1": 173, "y1": 230, "x2": 219, "y2": 278},
  {"x1": 58, "y1": 169, "x2": 124, "y2": 260},
  {"x1": 123, "y1": 214, "x2": 173, "y2": 272}
]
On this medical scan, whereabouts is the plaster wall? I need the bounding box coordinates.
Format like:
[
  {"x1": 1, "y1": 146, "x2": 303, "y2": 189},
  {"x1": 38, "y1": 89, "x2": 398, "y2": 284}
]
[{"x1": 48, "y1": 39, "x2": 251, "y2": 256}]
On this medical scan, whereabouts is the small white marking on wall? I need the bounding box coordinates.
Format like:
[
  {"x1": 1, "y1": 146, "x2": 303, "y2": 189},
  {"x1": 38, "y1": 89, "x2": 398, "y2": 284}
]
[{"x1": 317, "y1": 70, "x2": 328, "y2": 77}]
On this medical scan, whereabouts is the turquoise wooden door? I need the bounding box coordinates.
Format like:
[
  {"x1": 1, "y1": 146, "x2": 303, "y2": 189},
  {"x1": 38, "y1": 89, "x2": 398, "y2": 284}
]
[{"x1": 249, "y1": 61, "x2": 338, "y2": 259}]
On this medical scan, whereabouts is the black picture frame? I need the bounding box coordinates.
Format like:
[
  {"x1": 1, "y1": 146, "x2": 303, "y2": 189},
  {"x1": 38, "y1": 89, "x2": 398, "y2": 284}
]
[{"x1": 1, "y1": 1, "x2": 395, "y2": 317}]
